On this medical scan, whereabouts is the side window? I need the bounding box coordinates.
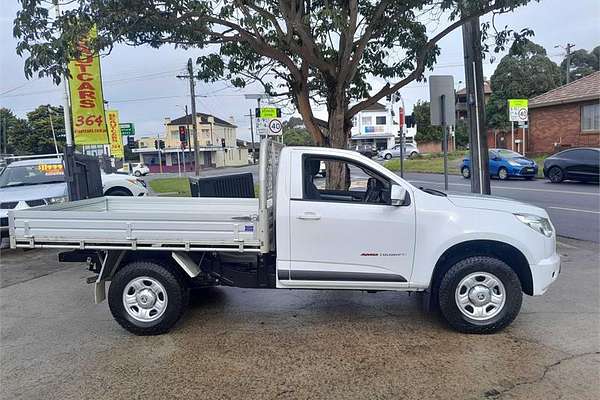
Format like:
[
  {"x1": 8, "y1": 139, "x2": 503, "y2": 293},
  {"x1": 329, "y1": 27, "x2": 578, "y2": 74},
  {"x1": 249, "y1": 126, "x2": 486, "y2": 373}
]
[
  {"x1": 583, "y1": 150, "x2": 599, "y2": 163},
  {"x1": 302, "y1": 156, "x2": 391, "y2": 205}
]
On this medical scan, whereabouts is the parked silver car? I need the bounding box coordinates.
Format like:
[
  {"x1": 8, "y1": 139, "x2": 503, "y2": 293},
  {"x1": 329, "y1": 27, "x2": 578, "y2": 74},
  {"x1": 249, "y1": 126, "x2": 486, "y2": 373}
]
[{"x1": 378, "y1": 143, "x2": 420, "y2": 160}]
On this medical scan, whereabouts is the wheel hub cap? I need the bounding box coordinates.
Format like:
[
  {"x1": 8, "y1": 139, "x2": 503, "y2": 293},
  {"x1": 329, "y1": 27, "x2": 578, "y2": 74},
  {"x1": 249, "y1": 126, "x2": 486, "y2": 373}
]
[
  {"x1": 455, "y1": 271, "x2": 506, "y2": 321},
  {"x1": 122, "y1": 276, "x2": 168, "y2": 322}
]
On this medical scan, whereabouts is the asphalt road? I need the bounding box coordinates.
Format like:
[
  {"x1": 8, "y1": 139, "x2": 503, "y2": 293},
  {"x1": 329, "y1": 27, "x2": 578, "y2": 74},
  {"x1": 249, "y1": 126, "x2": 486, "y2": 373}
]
[
  {"x1": 402, "y1": 172, "x2": 600, "y2": 243},
  {"x1": 145, "y1": 164, "x2": 600, "y2": 242},
  {"x1": 1, "y1": 239, "x2": 598, "y2": 399}
]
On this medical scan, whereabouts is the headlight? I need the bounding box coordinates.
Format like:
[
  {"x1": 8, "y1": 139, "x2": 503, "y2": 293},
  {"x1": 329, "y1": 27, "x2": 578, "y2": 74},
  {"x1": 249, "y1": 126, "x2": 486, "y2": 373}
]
[
  {"x1": 45, "y1": 196, "x2": 68, "y2": 204},
  {"x1": 508, "y1": 160, "x2": 520, "y2": 166},
  {"x1": 514, "y1": 213, "x2": 553, "y2": 237}
]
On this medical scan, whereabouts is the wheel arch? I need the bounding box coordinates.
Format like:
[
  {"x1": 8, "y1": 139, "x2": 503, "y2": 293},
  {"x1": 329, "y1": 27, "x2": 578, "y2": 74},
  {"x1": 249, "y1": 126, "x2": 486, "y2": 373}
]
[
  {"x1": 429, "y1": 240, "x2": 533, "y2": 302},
  {"x1": 104, "y1": 186, "x2": 133, "y2": 196}
]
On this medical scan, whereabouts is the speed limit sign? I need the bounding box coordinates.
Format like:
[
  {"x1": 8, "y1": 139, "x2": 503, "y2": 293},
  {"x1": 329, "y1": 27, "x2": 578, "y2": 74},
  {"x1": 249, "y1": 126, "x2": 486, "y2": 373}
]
[{"x1": 268, "y1": 119, "x2": 283, "y2": 135}]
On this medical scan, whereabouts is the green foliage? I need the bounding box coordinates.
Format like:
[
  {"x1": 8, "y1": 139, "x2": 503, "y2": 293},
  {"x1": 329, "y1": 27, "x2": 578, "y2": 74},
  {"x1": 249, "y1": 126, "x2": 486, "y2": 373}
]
[
  {"x1": 560, "y1": 46, "x2": 600, "y2": 84},
  {"x1": 384, "y1": 151, "x2": 467, "y2": 174},
  {"x1": 486, "y1": 39, "x2": 561, "y2": 130},
  {"x1": 413, "y1": 101, "x2": 442, "y2": 143},
  {"x1": 454, "y1": 120, "x2": 469, "y2": 148},
  {"x1": 1, "y1": 105, "x2": 65, "y2": 155},
  {"x1": 13, "y1": 0, "x2": 535, "y2": 147},
  {"x1": 283, "y1": 128, "x2": 314, "y2": 146}
]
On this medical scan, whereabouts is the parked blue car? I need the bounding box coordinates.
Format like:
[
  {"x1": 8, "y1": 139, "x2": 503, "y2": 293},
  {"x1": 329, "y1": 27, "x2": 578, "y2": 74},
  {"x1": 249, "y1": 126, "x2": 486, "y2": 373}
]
[{"x1": 460, "y1": 149, "x2": 538, "y2": 180}]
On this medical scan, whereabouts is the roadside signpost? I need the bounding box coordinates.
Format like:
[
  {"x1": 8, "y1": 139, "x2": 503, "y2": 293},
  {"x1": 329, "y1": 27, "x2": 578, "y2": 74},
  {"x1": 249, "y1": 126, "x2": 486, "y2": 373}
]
[
  {"x1": 119, "y1": 123, "x2": 135, "y2": 136},
  {"x1": 255, "y1": 107, "x2": 283, "y2": 138},
  {"x1": 508, "y1": 99, "x2": 528, "y2": 154},
  {"x1": 429, "y1": 75, "x2": 456, "y2": 191}
]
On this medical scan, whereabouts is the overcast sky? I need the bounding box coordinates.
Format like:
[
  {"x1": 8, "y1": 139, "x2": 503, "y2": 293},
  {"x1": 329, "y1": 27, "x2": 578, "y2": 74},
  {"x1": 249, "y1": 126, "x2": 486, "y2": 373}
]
[{"x1": 1, "y1": 0, "x2": 599, "y2": 141}]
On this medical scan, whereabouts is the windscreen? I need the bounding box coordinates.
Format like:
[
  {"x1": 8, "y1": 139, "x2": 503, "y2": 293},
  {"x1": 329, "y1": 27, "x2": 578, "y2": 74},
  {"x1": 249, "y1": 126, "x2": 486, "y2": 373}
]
[{"x1": 0, "y1": 163, "x2": 65, "y2": 188}]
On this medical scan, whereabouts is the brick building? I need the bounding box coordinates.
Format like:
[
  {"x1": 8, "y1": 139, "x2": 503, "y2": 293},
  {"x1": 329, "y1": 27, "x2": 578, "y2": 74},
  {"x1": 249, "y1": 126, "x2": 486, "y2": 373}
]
[{"x1": 528, "y1": 72, "x2": 600, "y2": 154}]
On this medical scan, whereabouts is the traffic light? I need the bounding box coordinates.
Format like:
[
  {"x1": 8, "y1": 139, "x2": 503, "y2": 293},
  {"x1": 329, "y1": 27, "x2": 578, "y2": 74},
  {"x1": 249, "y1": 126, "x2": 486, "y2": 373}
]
[
  {"x1": 159, "y1": 140, "x2": 165, "y2": 149},
  {"x1": 154, "y1": 139, "x2": 158, "y2": 149},
  {"x1": 126, "y1": 136, "x2": 135, "y2": 149},
  {"x1": 178, "y1": 126, "x2": 186, "y2": 143},
  {"x1": 221, "y1": 138, "x2": 226, "y2": 148}
]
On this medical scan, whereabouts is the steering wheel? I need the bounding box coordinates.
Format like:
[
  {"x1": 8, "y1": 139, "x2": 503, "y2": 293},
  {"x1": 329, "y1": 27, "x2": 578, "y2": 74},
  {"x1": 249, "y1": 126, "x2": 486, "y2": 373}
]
[{"x1": 364, "y1": 178, "x2": 382, "y2": 203}]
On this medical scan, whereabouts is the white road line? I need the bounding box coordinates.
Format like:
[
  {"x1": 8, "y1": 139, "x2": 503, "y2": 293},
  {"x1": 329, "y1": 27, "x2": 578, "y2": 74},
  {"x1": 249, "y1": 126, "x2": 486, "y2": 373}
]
[
  {"x1": 547, "y1": 206, "x2": 600, "y2": 214},
  {"x1": 408, "y1": 179, "x2": 600, "y2": 197},
  {"x1": 557, "y1": 240, "x2": 579, "y2": 249}
]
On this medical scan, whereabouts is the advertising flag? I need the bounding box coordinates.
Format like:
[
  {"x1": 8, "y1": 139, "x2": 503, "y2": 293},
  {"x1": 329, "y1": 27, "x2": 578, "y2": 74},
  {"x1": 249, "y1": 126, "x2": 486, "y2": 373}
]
[
  {"x1": 68, "y1": 26, "x2": 109, "y2": 145},
  {"x1": 106, "y1": 110, "x2": 124, "y2": 158}
]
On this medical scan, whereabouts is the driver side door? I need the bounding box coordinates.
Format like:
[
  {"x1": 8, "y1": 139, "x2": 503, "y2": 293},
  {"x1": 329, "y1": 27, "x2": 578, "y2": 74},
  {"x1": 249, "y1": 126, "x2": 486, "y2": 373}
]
[{"x1": 288, "y1": 155, "x2": 416, "y2": 287}]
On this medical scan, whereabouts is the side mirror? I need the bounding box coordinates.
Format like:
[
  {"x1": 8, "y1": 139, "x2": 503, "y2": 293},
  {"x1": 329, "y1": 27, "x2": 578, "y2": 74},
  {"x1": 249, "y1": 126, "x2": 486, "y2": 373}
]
[{"x1": 390, "y1": 185, "x2": 408, "y2": 206}]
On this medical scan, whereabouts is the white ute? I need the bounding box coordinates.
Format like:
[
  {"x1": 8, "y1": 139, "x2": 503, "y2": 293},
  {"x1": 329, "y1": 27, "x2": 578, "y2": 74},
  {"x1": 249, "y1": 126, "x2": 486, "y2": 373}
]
[{"x1": 8, "y1": 140, "x2": 560, "y2": 335}]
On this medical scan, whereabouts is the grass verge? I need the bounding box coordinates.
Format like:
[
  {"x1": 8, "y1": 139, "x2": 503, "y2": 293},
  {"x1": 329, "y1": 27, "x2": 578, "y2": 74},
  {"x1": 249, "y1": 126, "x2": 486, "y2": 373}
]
[
  {"x1": 148, "y1": 178, "x2": 191, "y2": 196},
  {"x1": 384, "y1": 151, "x2": 466, "y2": 175}
]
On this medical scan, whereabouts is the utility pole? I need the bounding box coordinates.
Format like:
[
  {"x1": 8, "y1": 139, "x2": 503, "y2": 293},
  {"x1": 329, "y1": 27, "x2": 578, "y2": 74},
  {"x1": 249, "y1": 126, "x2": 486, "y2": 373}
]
[
  {"x1": 561, "y1": 43, "x2": 576, "y2": 84},
  {"x1": 462, "y1": 16, "x2": 490, "y2": 195},
  {"x1": 177, "y1": 60, "x2": 200, "y2": 176},
  {"x1": 247, "y1": 109, "x2": 257, "y2": 164},
  {"x1": 48, "y1": 106, "x2": 59, "y2": 154},
  {"x1": 53, "y1": 0, "x2": 76, "y2": 199}
]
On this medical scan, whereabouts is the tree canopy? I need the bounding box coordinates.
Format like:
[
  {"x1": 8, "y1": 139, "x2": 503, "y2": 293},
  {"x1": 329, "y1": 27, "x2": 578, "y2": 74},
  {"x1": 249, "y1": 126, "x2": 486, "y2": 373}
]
[
  {"x1": 0, "y1": 106, "x2": 65, "y2": 155},
  {"x1": 15, "y1": 0, "x2": 535, "y2": 154},
  {"x1": 560, "y1": 46, "x2": 600, "y2": 84},
  {"x1": 486, "y1": 39, "x2": 561, "y2": 130}
]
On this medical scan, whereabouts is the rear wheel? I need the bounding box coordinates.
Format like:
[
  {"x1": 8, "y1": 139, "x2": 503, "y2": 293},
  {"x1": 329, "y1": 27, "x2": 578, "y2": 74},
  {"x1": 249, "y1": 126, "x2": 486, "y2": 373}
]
[
  {"x1": 461, "y1": 166, "x2": 471, "y2": 179},
  {"x1": 438, "y1": 256, "x2": 522, "y2": 334},
  {"x1": 548, "y1": 166, "x2": 564, "y2": 183},
  {"x1": 498, "y1": 167, "x2": 509, "y2": 180},
  {"x1": 409, "y1": 151, "x2": 418, "y2": 159},
  {"x1": 108, "y1": 260, "x2": 189, "y2": 335},
  {"x1": 384, "y1": 153, "x2": 392, "y2": 160}
]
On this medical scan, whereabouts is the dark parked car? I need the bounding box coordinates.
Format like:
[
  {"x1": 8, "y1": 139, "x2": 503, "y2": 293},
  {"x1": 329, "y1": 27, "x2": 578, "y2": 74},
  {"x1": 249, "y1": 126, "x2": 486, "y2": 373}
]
[
  {"x1": 353, "y1": 144, "x2": 376, "y2": 158},
  {"x1": 543, "y1": 147, "x2": 600, "y2": 183}
]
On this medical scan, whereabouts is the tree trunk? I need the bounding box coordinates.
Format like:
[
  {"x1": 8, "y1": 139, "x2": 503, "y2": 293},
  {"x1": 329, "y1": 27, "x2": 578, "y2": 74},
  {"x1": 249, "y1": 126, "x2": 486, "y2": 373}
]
[{"x1": 326, "y1": 101, "x2": 351, "y2": 190}]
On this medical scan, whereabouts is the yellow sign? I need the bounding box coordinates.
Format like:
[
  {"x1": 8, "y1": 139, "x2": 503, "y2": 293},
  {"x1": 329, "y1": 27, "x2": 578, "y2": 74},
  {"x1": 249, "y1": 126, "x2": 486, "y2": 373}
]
[
  {"x1": 38, "y1": 164, "x2": 64, "y2": 176},
  {"x1": 106, "y1": 110, "x2": 124, "y2": 158},
  {"x1": 68, "y1": 26, "x2": 109, "y2": 145},
  {"x1": 256, "y1": 107, "x2": 280, "y2": 118}
]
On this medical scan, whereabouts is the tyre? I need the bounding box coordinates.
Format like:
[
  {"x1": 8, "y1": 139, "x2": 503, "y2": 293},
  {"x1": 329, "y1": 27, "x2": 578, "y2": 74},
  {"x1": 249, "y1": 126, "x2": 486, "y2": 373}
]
[
  {"x1": 108, "y1": 260, "x2": 189, "y2": 335},
  {"x1": 409, "y1": 151, "x2": 418, "y2": 159},
  {"x1": 384, "y1": 153, "x2": 392, "y2": 160},
  {"x1": 498, "y1": 167, "x2": 509, "y2": 180},
  {"x1": 105, "y1": 187, "x2": 132, "y2": 196},
  {"x1": 547, "y1": 166, "x2": 564, "y2": 183},
  {"x1": 438, "y1": 256, "x2": 522, "y2": 334},
  {"x1": 134, "y1": 170, "x2": 142, "y2": 177},
  {"x1": 461, "y1": 166, "x2": 471, "y2": 179}
]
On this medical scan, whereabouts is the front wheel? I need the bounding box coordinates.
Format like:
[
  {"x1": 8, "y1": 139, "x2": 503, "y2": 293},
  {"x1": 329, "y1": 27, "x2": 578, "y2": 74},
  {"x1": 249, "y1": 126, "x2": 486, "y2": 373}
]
[
  {"x1": 134, "y1": 170, "x2": 142, "y2": 177},
  {"x1": 437, "y1": 256, "x2": 522, "y2": 334},
  {"x1": 384, "y1": 153, "x2": 392, "y2": 160},
  {"x1": 108, "y1": 260, "x2": 189, "y2": 335},
  {"x1": 498, "y1": 167, "x2": 509, "y2": 180},
  {"x1": 548, "y1": 166, "x2": 564, "y2": 183}
]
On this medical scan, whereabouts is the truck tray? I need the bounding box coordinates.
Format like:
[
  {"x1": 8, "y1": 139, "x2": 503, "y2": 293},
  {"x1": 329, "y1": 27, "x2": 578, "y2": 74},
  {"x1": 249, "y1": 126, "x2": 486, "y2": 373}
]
[{"x1": 9, "y1": 196, "x2": 262, "y2": 252}]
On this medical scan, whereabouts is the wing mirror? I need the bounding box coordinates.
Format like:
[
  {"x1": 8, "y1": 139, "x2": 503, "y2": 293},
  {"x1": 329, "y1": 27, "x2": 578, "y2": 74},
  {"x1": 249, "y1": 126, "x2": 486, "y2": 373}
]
[{"x1": 390, "y1": 185, "x2": 408, "y2": 206}]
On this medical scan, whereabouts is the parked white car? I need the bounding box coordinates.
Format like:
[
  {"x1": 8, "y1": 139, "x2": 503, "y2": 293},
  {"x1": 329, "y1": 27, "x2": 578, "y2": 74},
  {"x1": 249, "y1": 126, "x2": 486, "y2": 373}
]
[
  {"x1": 117, "y1": 162, "x2": 150, "y2": 177},
  {"x1": 379, "y1": 143, "x2": 420, "y2": 160},
  {"x1": 9, "y1": 141, "x2": 560, "y2": 336}
]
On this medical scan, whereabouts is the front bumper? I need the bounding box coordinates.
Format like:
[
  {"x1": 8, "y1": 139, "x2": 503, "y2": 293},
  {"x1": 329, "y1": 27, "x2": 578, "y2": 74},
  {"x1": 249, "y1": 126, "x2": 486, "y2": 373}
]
[
  {"x1": 530, "y1": 252, "x2": 561, "y2": 295},
  {"x1": 509, "y1": 165, "x2": 538, "y2": 177}
]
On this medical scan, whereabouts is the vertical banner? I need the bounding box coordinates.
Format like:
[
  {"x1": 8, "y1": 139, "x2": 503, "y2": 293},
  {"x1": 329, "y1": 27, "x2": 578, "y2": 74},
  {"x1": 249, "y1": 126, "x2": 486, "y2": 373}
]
[
  {"x1": 68, "y1": 26, "x2": 108, "y2": 145},
  {"x1": 106, "y1": 110, "x2": 124, "y2": 158}
]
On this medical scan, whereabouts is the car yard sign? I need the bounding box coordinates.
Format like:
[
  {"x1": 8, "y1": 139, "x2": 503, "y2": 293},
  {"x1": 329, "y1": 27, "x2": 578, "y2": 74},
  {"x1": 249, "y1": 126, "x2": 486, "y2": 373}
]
[
  {"x1": 508, "y1": 99, "x2": 528, "y2": 122},
  {"x1": 106, "y1": 110, "x2": 124, "y2": 159},
  {"x1": 67, "y1": 26, "x2": 109, "y2": 145}
]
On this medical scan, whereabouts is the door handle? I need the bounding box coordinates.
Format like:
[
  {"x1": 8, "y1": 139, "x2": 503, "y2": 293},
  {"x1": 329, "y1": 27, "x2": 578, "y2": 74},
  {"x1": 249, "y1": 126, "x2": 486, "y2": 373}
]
[{"x1": 298, "y1": 212, "x2": 321, "y2": 220}]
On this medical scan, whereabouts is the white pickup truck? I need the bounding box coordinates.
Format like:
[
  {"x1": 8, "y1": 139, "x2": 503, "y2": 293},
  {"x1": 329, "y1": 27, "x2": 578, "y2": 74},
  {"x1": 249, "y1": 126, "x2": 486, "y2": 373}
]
[{"x1": 8, "y1": 140, "x2": 560, "y2": 335}]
